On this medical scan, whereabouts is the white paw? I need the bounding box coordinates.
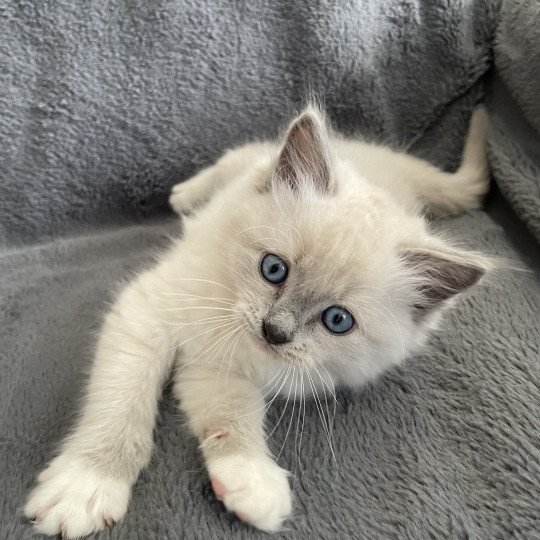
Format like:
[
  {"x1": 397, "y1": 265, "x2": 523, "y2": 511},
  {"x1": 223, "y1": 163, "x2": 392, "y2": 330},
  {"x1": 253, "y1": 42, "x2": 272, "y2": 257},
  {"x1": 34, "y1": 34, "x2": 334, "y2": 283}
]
[
  {"x1": 208, "y1": 454, "x2": 292, "y2": 532},
  {"x1": 169, "y1": 180, "x2": 209, "y2": 214},
  {"x1": 24, "y1": 455, "x2": 131, "y2": 539}
]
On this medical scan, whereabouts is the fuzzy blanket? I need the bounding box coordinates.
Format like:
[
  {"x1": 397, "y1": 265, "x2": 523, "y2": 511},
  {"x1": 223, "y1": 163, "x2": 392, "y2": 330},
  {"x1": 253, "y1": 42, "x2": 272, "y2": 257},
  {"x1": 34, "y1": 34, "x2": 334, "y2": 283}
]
[
  {"x1": 0, "y1": 0, "x2": 501, "y2": 246},
  {"x1": 1, "y1": 1, "x2": 539, "y2": 538},
  {"x1": 487, "y1": 0, "x2": 540, "y2": 242}
]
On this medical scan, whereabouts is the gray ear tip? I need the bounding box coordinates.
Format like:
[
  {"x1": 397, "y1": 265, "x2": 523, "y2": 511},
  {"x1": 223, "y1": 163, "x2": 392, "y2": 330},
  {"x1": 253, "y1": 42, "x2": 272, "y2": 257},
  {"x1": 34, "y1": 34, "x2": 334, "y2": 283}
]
[
  {"x1": 402, "y1": 248, "x2": 490, "y2": 308},
  {"x1": 457, "y1": 253, "x2": 494, "y2": 285},
  {"x1": 460, "y1": 263, "x2": 485, "y2": 288},
  {"x1": 293, "y1": 102, "x2": 326, "y2": 127}
]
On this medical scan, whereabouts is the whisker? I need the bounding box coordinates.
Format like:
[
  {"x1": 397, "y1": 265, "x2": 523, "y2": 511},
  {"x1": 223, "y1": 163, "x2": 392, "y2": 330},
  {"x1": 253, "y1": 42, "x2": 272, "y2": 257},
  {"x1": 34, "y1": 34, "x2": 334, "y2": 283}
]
[
  {"x1": 231, "y1": 224, "x2": 296, "y2": 256},
  {"x1": 158, "y1": 292, "x2": 236, "y2": 306},
  {"x1": 315, "y1": 367, "x2": 336, "y2": 458},
  {"x1": 362, "y1": 297, "x2": 406, "y2": 364},
  {"x1": 241, "y1": 233, "x2": 292, "y2": 256},
  {"x1": 232, "y1": 365, "x2": 292, "y2": 421},
  {"x1": 276, "y1": 368, "x2": 299, "y2": 461},
  {"x1": 306, "y1": 370, "x2": 336, "y2": 463},
  {"x1": 216, "y1": 325, "x2": 246, "y2": 380},
  {"x1": 162, "y1": 314, "x2": 237, "y2": 328},
  {"x1": 258, "y1": 365, "x2": 294, "y2": 421},
  {"x1": 185, "y1": 323, "x2": 243, "y2": 370},
  {"x1": 176, "y1": 329, "x2": 240, "y2": 378},
  {"x1": 232, "y1": 224, "x2": 293, "y2": 242},
  {"x1": 253, "y1": 365, "x2": 290, "y2": 403},
  {"x1": 311, "y1": 362, "x2": 337, "y2": 402},
  {"x1": 158, "y1": 305, "x2": 240, "y2": 313},
  {"x1": 173, "y1": 320, "x2": 240, "y2": 365},
  {"x1": 283, "y1": 222, "x2": 305, "y2": 256},
  {"x1": 299, "y1": 373, "x2": 307, "y2": 456},
  {"x1": 242, "y1": 364, "x2": 285, "y2": 402},
  {"x1": 266, "y1": 366, "x2": 296, "y2": 440},
  {"x1": 166, "y1": 278, "x2": 239, "y2": 297},
  {"x1": 224, "y1": 328, "x2": 246, "y2": 383},
  {"x1": 266, "y1": 366, "x2": 295, "y2": 441},
  {"x1": 293, "y1": 370, "x2": 306, "y2": 475}
]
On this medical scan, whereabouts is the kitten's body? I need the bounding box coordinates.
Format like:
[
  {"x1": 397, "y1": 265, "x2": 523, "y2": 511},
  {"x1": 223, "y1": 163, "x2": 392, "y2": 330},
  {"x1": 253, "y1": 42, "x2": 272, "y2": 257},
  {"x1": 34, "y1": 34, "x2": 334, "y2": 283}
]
[{"x1": 25, "y1": 106, "x2": 490, "y2": 538}]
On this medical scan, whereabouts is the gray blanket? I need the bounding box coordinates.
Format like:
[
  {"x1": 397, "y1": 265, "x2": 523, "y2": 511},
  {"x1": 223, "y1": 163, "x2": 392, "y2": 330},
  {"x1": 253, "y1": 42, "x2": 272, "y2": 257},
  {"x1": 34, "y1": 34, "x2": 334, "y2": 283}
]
[
  {"x1": 1, "y1": 0, "x2": 539, "y2": 538},
  {"x1": 0, "y1": 0, "x2": 501, "y2": 246},
  {"x1": 487, "y1": 0, "x2": 540, "y2": 242}
]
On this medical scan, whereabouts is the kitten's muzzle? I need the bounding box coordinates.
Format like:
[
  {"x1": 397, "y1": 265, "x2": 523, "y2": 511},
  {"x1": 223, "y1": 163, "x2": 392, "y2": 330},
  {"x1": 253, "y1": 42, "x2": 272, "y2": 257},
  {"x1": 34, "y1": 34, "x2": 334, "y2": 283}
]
[{"x1": 261, "y1": 320, "x2": 292, "y2": 345}]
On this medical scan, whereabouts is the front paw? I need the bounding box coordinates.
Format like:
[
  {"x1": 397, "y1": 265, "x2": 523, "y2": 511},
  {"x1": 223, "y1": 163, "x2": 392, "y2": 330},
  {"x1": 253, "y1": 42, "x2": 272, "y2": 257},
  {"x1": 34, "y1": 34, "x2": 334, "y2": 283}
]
[
  {"x1": 208, "y1": 454, "x2": 292, "y2": 532},
  {"x1": 169, "y1": 180, "x2": 208, "y2": 215},
  {"x1": 24, "y1": 455, "x2": 131, "y2": 539}
]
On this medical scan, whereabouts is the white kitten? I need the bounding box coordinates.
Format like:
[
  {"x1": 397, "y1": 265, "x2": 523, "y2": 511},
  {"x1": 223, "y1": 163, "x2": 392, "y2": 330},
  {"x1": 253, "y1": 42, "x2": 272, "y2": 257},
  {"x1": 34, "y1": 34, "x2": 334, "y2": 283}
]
[{"x1": 25, "y1": 105, "x2": 491, "y2": 538}]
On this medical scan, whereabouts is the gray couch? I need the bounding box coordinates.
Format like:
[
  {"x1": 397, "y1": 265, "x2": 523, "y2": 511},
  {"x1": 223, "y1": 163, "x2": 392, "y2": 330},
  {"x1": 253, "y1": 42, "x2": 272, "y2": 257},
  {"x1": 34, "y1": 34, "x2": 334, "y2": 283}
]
[{"x1": 1, "y1": 1, "x2": 539, "y2": 538}]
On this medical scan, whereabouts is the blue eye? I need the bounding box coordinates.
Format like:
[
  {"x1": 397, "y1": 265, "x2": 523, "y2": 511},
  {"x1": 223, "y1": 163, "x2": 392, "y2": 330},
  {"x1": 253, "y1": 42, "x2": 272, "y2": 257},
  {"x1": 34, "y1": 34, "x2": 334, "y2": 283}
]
[
  {"x1": 322, "y1": 306, "x2": 354, "y2": 334},
  {"x1": 261, "y1": 253, "x2": 288, "y2": 284}
]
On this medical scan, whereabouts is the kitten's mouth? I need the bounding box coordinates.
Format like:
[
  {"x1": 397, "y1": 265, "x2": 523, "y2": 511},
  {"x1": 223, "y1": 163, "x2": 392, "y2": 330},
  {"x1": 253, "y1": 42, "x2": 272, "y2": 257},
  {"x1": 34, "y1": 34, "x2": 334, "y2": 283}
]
[{"x1": 248, "y1": 332, "x2": 276, "y2": 356}]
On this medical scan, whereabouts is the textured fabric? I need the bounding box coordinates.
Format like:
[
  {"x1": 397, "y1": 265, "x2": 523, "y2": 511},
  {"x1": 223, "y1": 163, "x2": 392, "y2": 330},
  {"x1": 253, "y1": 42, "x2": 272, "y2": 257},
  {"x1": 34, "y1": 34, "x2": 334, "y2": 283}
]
[
  {"x1": 2, "y1": 209, "x2": 539, "y2": 539},
  {"x1": 487, "y1": 0, "x2": 540, "y2": 242},
  {"x1": 0, "y1": 0, "x2": 500, "y2": 246}
]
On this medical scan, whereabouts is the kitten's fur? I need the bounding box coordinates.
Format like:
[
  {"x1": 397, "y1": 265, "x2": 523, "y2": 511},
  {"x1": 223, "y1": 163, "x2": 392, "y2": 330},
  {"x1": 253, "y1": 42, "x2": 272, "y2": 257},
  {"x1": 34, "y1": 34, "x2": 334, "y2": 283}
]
[{"x1": 25, "y1": 105, "x2": 491, "y2": 537}]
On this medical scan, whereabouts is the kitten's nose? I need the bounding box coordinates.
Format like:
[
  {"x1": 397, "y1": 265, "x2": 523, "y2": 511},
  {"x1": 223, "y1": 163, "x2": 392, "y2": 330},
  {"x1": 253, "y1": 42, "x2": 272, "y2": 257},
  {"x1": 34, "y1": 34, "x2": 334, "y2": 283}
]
[{"x1": 262, "y1": 320, "x2": 292, "y2": 345}]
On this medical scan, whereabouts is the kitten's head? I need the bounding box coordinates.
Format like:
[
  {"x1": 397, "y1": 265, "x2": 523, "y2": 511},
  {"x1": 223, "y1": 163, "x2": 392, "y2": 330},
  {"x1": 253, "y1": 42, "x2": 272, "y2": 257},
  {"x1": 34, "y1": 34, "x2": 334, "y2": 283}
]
[{"x1": 226, "y1": 106, "x2": 488, "y2": 387}]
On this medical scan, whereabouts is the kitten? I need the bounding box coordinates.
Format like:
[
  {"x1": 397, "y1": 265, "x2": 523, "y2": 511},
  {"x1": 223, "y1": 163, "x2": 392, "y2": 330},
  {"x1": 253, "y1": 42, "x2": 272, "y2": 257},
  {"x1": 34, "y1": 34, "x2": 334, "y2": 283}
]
[{"x1": 25, "y1": 104, "x2": 490, "y2": 537}]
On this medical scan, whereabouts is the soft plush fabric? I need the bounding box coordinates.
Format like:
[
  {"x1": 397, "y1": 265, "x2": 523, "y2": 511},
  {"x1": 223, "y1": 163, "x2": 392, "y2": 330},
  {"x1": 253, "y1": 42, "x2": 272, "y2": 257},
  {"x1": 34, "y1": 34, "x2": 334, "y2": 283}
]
[
  {"x1": 0, "y1": 0, "x2": 501, "y2": 246},
  {"x1": 487, "y1": 0, "x2": 540, "y2": 242},
  {"x1": 1, "y1": 0, "x2": 540, "y2": 538}
]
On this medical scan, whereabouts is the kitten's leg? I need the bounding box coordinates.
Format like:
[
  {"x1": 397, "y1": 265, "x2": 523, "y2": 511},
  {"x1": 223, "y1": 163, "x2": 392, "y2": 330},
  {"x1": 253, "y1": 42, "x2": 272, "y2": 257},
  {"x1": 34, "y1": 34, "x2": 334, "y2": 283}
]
[
  {"x1": 399, "y1": 106, "x2": 490, "y2": 216},
  {"x1": 24, "y1": 273, "x2": 174, "y2": 539},
  {"x1": 169, "y1": 162, "x2": 228, "y2": 214},
  {"x1": 169, "y1": 142, "x2": 272, "y2": 214},
  {"x1": 175, "y1": 365, "x2": 292, "y2": 532}
]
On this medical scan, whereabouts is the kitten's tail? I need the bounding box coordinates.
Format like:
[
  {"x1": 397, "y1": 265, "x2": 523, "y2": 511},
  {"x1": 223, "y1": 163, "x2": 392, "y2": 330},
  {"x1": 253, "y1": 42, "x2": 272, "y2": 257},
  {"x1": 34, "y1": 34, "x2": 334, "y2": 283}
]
[
  {"x1": 456, "y1": 105, "x2": 489, "y2": 186},
  {"x1": 427, "y1": 105, "x2": 491, "y2": 216}
]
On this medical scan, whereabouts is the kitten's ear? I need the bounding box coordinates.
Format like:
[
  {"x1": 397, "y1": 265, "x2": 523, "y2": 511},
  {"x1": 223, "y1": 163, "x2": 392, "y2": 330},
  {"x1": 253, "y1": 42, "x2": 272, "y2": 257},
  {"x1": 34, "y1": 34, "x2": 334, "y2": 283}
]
[
  {"x1": 274, "y1": 106, "x2": 333, "y2": 194},
  {"x1": 402, "y1": 247, "x2": 488, "y2": 311}
]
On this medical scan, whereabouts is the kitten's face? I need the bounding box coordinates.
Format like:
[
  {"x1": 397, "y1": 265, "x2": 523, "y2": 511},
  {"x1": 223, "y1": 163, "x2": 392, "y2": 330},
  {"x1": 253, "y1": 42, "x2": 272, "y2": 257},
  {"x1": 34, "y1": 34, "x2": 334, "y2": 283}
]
[
  {"x1": 221, "y1": 106, "x2": 485, "y2": 388},
  {"x1": 229, "y1": 185, "x2": 421, "y2": 386}
]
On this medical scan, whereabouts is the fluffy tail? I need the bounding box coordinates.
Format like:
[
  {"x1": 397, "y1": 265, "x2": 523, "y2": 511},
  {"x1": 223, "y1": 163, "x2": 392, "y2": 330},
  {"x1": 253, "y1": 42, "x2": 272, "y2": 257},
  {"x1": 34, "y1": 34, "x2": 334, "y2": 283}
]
[
  {"x1": 426, "y1": 105, "x2": 491, "y2": 216},
  {"x1": 457, "y1": 105, "x2": 489, "y2": 185}
]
